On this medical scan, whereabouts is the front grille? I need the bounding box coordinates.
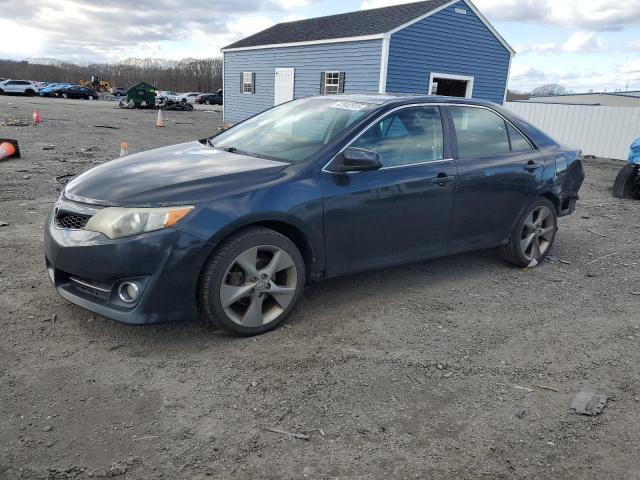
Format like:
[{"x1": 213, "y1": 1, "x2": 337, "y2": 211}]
[{"x1": 54, "y1": 212, "x2": 92, "y2": 230}]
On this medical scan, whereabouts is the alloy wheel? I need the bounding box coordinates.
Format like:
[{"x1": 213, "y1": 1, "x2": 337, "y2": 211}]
[
  {"x1": 520, "y1": 206, "x2": 555, "y2": 261},
  {"x1": 220, "y1": 245, "x2": 298, "y2": 327}
]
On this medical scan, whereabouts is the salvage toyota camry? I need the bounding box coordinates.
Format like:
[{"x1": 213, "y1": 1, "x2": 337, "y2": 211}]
[{"x1": 45, "y1": 95, "x2": 584, "y2": 335}]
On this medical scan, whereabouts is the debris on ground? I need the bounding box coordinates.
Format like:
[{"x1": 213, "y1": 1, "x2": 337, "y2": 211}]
[
  {"x1": 571, "y1": 388, "x2": 610, "y2": 416},
  {"x1": 43, "y1": 145, "x2": 56, "y2": 150},
  {"x1": 586, "y1": 228, "x2": 608, "y2": 237},
  {"x1": 536, "y1": 384, "x2": 559, "y2": 393},
  {"x1": 0, "y1": 221, "x2": 8, "y2": 227},
  {"x1": 1, "y1": 118, "x2": 30, "y2": 127},
  {"x1": 513, "y1": 385, "x2": 534, "y2": 393},
  {"x1": 55, "y1": 173, "x2": 76, "y2": 184},
  {"x1": 266, "y1": 427, "x2": 310, "y2": 441},
  {"x1": 160, "y1": 100, "x2": 194, "y2": 112},
  {"x1": 585, "y1": 253, "x2": 618, "y2": 266},
  {"x1": 94, "y1": 125, "x2": 119, "y2": 129}
]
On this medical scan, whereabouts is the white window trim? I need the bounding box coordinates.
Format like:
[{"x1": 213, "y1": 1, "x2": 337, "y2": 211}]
[
  {"x1": 242, "y1": 71, "x2": 254, "y2": 94},
  {"x1": 429, "y1": 72, "x2": 474, "y2": 98},
  {"x1": 324, "y1": 71, "x2": 341, "y2": 95}
]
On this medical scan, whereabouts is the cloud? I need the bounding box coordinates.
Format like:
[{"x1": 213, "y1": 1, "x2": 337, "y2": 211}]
[
  {"x1": 477, "y1": 0, "x2": 640, "y2": 31},
  {"x1": 530, "y1": 43, "x2": 557, "y2": 54},
  {"x1": 276, "y1": 0, "x2": 310, "y2": 9},
  {"x1": 562, "y1": 32, "x2": 603, "y2": 53},
  {"x1": 0, "y1": 0, "x2": 298, "y2": 62},
  {"x1": 620, "y1": 59, "x2": 640, "y2": 74},
  {"x1": 361, "y1": 0, "x2": 640, "y2": 31},
  {"x1": 361, "y1": 0, "x2": 406, "y2": 8},
  {"x1": 509, "y1": 59, "x2": 640, "y2": 92}
]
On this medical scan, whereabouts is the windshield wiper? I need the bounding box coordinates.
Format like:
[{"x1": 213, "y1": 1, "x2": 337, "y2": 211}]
[{"x1": 214, "y1": 145, "x2": 260, "y2": 158}]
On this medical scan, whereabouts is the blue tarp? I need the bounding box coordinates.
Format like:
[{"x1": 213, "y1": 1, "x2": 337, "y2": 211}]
[{"x1": 630, "y1": 138, "x2": 640, "y2": 165}]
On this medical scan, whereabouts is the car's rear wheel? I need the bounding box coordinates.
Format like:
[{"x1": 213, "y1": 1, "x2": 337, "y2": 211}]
[
  {"x1": 503, "y1": 197, "x2": 557, "y2": 267},
  {"x1": 613, "y1": 164, "x2": 640, "y2": 200},
  {"x1": 199, "y1": 227, "x2": 305, "y2": 336},
  {"x1": 24, "y1": 89, "x2": 35, "y2": 97},
  {"x1": 62, "y1": 93, "x2": 68, "y2": 99},
  {"x1": 88, "y1": 95, "x2": 95, "y2": 100},
  {"x1": 205, "y1": 100, "x2": 211, "y2": 105}
]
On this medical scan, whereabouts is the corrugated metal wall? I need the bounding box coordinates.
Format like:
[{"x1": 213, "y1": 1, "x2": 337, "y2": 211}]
[
  {"x1": 506, "y1": 102, "x2": 640, "y2": 160},
  {"x1": 223, "y1": 40, "x2": 382, "y2": 124},
  {"x1": 386, "y1": 0, "x2": 510, "y2": 104}
]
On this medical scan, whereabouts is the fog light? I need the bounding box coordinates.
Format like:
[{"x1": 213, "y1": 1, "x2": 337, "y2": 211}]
[{"x1": 118, "y1": 281, "x2": 140, "y2": 303}]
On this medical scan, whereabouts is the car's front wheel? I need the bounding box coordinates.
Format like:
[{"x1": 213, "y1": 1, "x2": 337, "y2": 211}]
[
  {"x1": 503, "y1": 197, "x2": 557, "y2": 267},
  {"x1": 199, "y1": 227, "x2": 305, "y2": 336},
  {"x1": 62, "y1": 93, "x2": 68, "y2": 99}
]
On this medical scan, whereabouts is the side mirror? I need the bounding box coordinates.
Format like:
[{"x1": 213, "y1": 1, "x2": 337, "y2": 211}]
[{"x1": 328, "y1": 147, "x2": 383, "y2": 173}]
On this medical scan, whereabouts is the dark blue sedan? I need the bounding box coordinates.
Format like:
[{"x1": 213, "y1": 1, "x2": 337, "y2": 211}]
[{"x1": 44, "y1": 94, "x2": 584, "y2": 335}]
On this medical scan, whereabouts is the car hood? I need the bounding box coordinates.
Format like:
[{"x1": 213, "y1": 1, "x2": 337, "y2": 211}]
[{"x1": 64, "y1": 141, "x2": 290, "y2": 207}]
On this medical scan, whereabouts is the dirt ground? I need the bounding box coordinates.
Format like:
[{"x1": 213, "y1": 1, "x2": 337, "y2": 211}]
[{"x1": 1, "y1": 95, "x2": 639, "y2": 480}]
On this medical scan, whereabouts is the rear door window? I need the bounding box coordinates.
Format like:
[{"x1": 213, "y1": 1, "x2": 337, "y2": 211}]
[{"x1": 450, "y1": 106, "x2": 510, "y2": 158}]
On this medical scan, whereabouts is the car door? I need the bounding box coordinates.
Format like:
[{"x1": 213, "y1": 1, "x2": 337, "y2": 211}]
[
  {"x1": 446, "y1": 105, "x2": 545, "y2": 253},
  {"x1": 321, "y1": 105, "x2": 457, "y2": 276},
  {"x1": 5, "y1": 81, "x2": 19, "y2": 93}
]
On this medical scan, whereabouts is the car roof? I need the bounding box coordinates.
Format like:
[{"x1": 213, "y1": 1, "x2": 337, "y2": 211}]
[
  {"x1": 304, "y1": 93, "x2": 560, "y2": 149},
  {"x1": 308, "y1": 93, "x2": 499, "y2": 108}
]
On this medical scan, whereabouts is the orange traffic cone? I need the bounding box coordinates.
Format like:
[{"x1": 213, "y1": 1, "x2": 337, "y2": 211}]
[
  {"x1": 156, "y1": 109, "x2": 164, "y2": 128},
  {"x1": 120, "y1": 141, "x2": 129, "y2": 157},
  {"x1": 33, "y1": 109, "x2": 41, "y2": 124},
  {"x1": 0, "y1": 139, "x2": 20, "y2": 161}
]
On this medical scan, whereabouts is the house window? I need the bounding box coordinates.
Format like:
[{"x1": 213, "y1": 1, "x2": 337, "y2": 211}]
[
  {"x1": 320, "y1": 71, "x2": 345, "y2": 95},
  {"x1": 241, "y1": 71, "x2": 255, "y2": 94}
]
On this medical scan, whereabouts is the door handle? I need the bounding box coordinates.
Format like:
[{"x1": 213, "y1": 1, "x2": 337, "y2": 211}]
[
  {"x1": 431, "y1": 173, "x2": 455, "y2": 187},
  {"x1": 524, "y1": 161, "x2": 541, "y2": 172}
]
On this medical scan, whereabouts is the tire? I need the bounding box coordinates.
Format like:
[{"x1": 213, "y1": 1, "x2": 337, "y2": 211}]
[
  {"x1": 62, "y1": 93, "x2": 68, "y2": 99},
  {"x1": 24, "y1": 89, "x2": 35, "y2": 97},
  {"x1": 199, "y1": 227, "x2": 306, "y2": 336},
  {"x1": 502, "y1": 197, "x2": 558, "y2": 268},
  {"x1": 88, "y1": 95, "x2": 95, "y2": 100},
  {"x1": 205, "y1": 100, "x2": 210, "y2": 105},
  {"x1": 613, "y1": 164, "x2": 640, "y2": 200},
  {"x1": 0, "y1": 89, "x2": 4, "y2": 95}
]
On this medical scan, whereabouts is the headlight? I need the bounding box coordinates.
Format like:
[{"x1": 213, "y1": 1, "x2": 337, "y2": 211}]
[{"x1": 84, "y1": 206, "x2": 194, "y2": 239}]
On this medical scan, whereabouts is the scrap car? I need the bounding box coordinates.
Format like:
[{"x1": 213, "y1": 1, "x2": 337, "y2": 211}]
[{"x1": 44, "y1": 94, "x2": 584, "y2": 336}]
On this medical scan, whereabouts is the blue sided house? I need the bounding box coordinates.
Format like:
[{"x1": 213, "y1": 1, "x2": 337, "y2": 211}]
[{"x1": 221, "y1": 0, "x2": 514, "y2": 124}]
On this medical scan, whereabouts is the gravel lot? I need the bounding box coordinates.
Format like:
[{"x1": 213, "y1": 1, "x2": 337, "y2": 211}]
[{"x1": 1, "y1": 96, "x2": 639, "y2": 480}]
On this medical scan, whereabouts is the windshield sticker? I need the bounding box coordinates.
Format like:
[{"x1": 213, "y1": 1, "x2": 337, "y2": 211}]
[{"x1": 329, "y1": 101, "x2": 368, "y2": 111}]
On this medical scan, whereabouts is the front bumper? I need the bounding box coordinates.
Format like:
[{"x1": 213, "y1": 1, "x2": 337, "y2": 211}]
[{"x1": 44, "y1": 213, "x2": 212, "y2": 325}]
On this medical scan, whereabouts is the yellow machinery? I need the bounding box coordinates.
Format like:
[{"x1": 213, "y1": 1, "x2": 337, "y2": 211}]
[{"x1": 79, "y1": 76, "x2": 111, "y2": 93}]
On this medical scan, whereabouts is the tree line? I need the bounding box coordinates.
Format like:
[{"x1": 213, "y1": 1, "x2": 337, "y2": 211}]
[{"x1": 0, "y1": 57, "x2": 223, "y2": 93}]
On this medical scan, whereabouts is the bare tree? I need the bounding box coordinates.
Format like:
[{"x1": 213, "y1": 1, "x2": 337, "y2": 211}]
[
  {"x1": 531, "y1": 84, "x2": 569, "y2": 96},
  {"x1": 0, "y1": 57, "x2": 223, "y2": 93}
]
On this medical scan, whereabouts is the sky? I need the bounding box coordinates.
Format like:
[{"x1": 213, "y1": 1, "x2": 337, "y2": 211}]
[{"x1": 1, "y1": 0, "x2": 640, "y2": 93}]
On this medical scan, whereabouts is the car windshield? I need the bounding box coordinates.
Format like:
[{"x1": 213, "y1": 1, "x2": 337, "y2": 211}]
[{"x1": 211, "y1": 97, "x2": 377, "y2": 163}]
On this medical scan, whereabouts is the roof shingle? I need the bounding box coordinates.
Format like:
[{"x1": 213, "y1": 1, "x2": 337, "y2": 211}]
[{"x1": 223, "y1": 0, "x2": 453, "y2": 50}]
